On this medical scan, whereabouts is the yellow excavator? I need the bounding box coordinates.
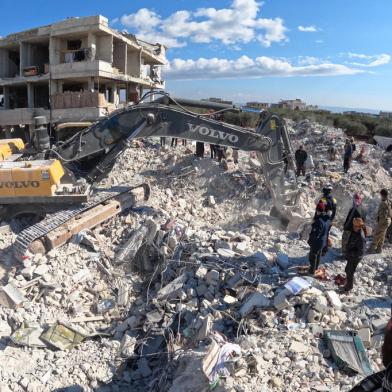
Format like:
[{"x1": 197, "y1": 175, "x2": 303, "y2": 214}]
[{"x1": 0, "y1": 92, "x2": 298, "y2": 258}]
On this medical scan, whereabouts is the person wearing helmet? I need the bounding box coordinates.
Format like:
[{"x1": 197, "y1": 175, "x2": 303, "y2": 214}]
[
  {"x1": 317, "y1": 184, "x2": 337, "y2": 221},
  {"x1": 342, "y1": 193, "x2": 367, "y2": 258},
  {"x1": 308, "y1": 201, "x2": 331, "y2": 274}
]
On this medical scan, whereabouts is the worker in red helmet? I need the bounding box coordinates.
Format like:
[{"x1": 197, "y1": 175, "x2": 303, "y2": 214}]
[{"x1": 307, "y1": 201, "x2": 330, "y2": 274}]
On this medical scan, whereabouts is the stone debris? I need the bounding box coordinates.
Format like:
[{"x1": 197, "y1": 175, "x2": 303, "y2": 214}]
[{"x1": 0, "y1": 122, "x2": 390, "y2": 391}]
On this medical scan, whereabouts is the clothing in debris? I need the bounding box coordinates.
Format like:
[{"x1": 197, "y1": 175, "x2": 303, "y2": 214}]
[
  {"x1": 371, "y1": 193, "x2": 392, "y2": 253},
  {"x1": 295, "y1": 146, "x2": 308, "y2": 176}
]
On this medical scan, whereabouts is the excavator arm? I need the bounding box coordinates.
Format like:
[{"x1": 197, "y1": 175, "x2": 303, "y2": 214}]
[{"x1": 49, "y1": 94, "x2": 296, "y2": 209}]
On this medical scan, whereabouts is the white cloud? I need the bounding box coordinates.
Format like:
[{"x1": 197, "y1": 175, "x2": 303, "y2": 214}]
[
  {"x1": 119, "y1": 0, "x2": 287, "y2": 48},
  {"x1": 298, "y1": 25, "x2": 318, "y2": 32},
  {"x1": 163, "y1": 55, "x2": 364, "y2": 80},
  {"x1": 298, "y1": 56, "x2": 322, "y2": 66},
  {"x1": 347, "y1": 53, "x2": 391, "y2": 67}
]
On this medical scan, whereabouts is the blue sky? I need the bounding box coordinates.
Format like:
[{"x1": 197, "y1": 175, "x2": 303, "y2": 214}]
[{"x1": 1, "y1": 0, "x2": 391, "y2": 110}]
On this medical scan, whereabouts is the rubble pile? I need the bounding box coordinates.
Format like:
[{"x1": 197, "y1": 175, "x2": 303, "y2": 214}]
[{"x1": 0, "y1": 121, "x2": 391, "y2": 392}]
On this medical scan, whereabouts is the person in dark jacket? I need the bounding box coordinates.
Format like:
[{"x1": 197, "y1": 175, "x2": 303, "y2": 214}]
[
  {"x1": 308, "y1": 202, "x2": 330, "y2": 274},
  {"x1": 344, "y1": 217, "x2": 366, "y2": 292},
  {"x1": 295, "y1": 145, "x2": 308, "y2": 176},
  {"x1": 344, "y1": 139, "x2": 353, "y2": 173},
  {"x1": 342, "y1": 193, "x2": 366, "y2": 258}
]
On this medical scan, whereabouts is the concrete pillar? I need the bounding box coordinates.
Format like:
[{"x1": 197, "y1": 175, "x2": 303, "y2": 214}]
[
  {"x1": 87, "y1": 33, "x2": 96, "y2": 61},
  {"x1": 112, "y1": 83, "x2": 119, "y2": 105},
  {"x1": 49, "y1": 37, "x2": 61, "y2": 65},
  {"x1": 0, "y1": 48, "x2": 9, "y2": 78},
  {"x1": 58, "y1": 80, "x2": 64, "y2": 93},
  {"x1": 3, "y1": 86, "x2": 10, "y2": 109},
  {"x1": 27, "y1": 83, "x2": 34, "y2": 108},
  {"x1": 88, "y1": 77, "x2": 95, "y2": 92}
]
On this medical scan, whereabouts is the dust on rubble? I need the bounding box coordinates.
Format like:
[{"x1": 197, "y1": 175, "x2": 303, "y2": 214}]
[{"x1": 0, "y1": 124, "x2": 390, "y2": 392}]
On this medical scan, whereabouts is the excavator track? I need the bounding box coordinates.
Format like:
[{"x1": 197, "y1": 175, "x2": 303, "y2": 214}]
[{"x1": 13, "y1": 185, "x2": 148, "y2": 259}]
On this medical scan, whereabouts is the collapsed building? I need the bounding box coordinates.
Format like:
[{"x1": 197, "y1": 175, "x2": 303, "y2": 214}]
[{"x1": 0, "y1": 15, "x2": 166, "y2": 140}]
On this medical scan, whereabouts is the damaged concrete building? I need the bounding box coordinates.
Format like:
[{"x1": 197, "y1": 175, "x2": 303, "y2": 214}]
[{"x1": 0, "y1": 15, "x2": 166, "y2": 140}]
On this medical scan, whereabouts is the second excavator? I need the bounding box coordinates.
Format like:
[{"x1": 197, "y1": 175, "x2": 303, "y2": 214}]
[{"x1": 0, "y1": 92, "x2": 298, "y2": 258}]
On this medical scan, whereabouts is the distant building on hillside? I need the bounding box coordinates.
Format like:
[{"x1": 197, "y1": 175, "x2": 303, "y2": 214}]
[
  {"x1": 202, "y1": 97, "x2": 233, "y2": 105},
  {"x1": 278, "y1": 99, "x2": 306, "y2": 110},
  {"x1": 245, "y1": 101, "x2": 270, "y2": 110},
  {"x1": 379, "y1": 111, "x2": 392, "y2": 119}
]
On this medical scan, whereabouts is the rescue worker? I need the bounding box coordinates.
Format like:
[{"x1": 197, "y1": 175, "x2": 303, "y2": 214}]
[
  {"x1": 308, "y1": 201, "x2": 330, "y2": 274},
  {"x1": 295, "y1": 145, "x2": 308, "y2": 176},
  {"x1": 344, "y1": 212, "x2": 367, "y2": 292},
  {"x1": 160, "y1": 137, "x2": 166, "y2": 147},
  {"x1": 171, "y1": 138, "x2": 178, "y2": 147},
  {"x1": 317, "y1": 184, "x2": 337, "y2": 221},
  {"x1": 343, "y1": 139, "x2": 353, "y2": 173},
  {"x1": 342, "y1": 193, "x2": 366, "y2": 258},
  {"x1": 370, "y1": 189, "x2": 392, "y2": 253}
]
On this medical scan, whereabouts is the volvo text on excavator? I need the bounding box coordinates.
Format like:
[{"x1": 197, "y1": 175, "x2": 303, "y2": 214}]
[{"x1": 0, "y1": 92, "x2": 298, "y2": 258}]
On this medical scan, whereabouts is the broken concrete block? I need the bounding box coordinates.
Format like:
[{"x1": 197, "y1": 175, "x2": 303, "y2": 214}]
[
  {"x1": 195, "y1": 266, "x2": 208, "y2": 279},
  {"x1": 0, "y1": 320, "x2": 12, "y2": 338},
  {"x1": 223, "y1": 295, "x2": 237, "y2": 304},
  {"x1": 289, "y1": 341, "x2": 309, "y2": 354},
  {"x1": 313, "y1": 295, "x2": 329, "y2": 314},
  {"x1": 371, "y1": 318, "x2": 388, "y2": 332},
  {"x1": 197, "y1": 314, "x2": 213, "y2": 340},
  {"x1": 307, "y1": 309, "x2": 322, "y2": 323},
  {"x1": 276, "y1": 253, "x2": 289, "y2": 269},
  {"x1": 240, "y1": 292, "x2": 270, "y2": 316},
  {"x1": 358, "y1": 328, "x2": 371, "y2": 348},
  {"x1": 217, "y1": 248, "x2": 235, "y2": 258},
  {"x1": 206, "y1": 270, "x2": 219, "y2": 285},
  {"x1": 0, "y1": 283, "x2": 26, "y2": 308},
  {"x1": 325, "y1": 290, "x2": 342, "y2": 309},
  {"x1": 157, "y1": 273, "x2": 188, "y2": 299},
  {"x1": 273, "y1": 290, "x2": 291, "y2": 311},
  {"x1": 34, "y1": 264, "x2": 50, "y2": 276},
  {"x1": 234, "y1": 241, "x2": 248, "y2": 254}
]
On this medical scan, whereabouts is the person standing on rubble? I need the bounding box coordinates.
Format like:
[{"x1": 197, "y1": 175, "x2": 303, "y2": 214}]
[
  {"x1": 344, "y1": 139, "x2": 353, "y2": 173},
  {"x1": 329, "y1": 142, "x2": 337, "y2": 161},
  {"x1": 317, "y1": 184, "x2": 337, "y2": 221},
  {"x1": 342, "y1": 193, "x2": 367, "y2": 258},
  {"x1": 369, "y1": 189, "x2": 392, "y2": 254},
  {"x1": 315, "y1": 184, "x2": 337, "y2": 255},
  {"x1": 308, "y1": 202, "x2": 330, "y2": 274},
  {"x1": 343, "y1": 209, "x2": 367, "y2": 292},
  {"x1": 171, "y1": 138, "x2": 178, "y2": 147},
  {"x1": 295, "y1": 145, "x2": 308, "y2": 176}
]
